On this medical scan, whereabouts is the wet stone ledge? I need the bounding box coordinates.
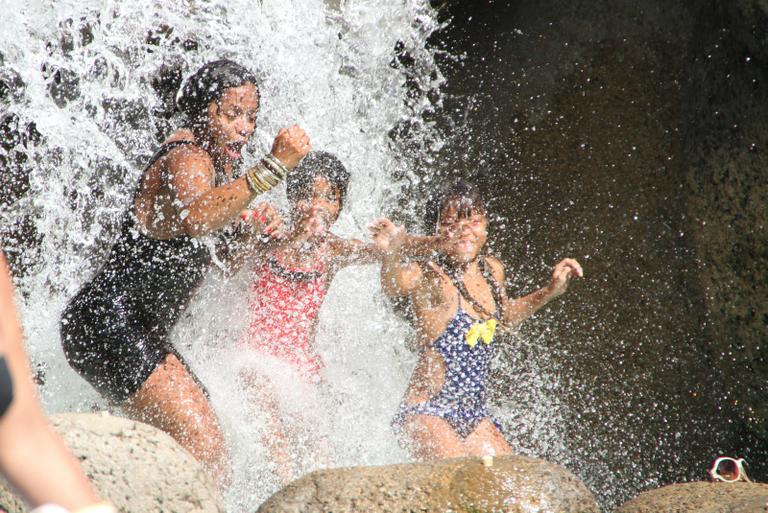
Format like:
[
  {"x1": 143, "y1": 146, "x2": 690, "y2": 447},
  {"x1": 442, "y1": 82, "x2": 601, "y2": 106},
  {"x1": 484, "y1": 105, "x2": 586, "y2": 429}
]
[
  {"x1": 618, "y1": 481, "x2": 768, "y2": 513},
  {"x1": 0, "y1": 412, "x2": 224, "y2": 513},
  {"x1": 258, "y1": 454, "x2": 599, "y2": 513}
]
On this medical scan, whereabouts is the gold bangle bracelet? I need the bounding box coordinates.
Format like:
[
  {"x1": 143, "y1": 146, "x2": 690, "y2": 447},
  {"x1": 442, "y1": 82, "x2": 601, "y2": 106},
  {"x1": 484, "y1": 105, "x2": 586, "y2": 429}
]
[
  {"x1": 254, "y1": 161, "x2": 280, "y2": 185},
  {"x1": 254, "y1": 167, "x2": 274, "y2": 190},
  {"x1": 263, "y1": 154, "x2": 288, "y2": 178},
  {"x1": 249, "y1": 171, "x2": 270, "y2": 193},
  {"x1": 245, "y1": 170, "x2": 264, "y2": 194},
  {"x1": 246, "y1": 169, "x2": 269, "y2": 194},
  {"x1": 255, "y1": 165, "x2": 276, "y2": 188}
]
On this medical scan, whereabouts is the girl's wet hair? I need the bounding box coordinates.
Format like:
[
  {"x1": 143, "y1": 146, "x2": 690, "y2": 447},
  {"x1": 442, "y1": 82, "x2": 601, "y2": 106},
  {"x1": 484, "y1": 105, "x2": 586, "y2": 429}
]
[
  {"x1": 176, "y1": 59, "x2": 259, "y2": 125},
  {"x1": 286, "y1": 151, "x2": 350, "y2": 210},
  {"x1": 425, "y1": 181, "x2": 486, "y2": 234}
]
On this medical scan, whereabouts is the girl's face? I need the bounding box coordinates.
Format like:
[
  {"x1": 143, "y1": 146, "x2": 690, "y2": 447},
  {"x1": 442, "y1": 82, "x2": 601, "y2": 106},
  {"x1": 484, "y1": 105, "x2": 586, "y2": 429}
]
[
  {"x1": 437, "y1": 200, "x2": 488, "y2": 264},
  {"x1": 293, "y1": 176, "x2": 341, "y2": 234}
]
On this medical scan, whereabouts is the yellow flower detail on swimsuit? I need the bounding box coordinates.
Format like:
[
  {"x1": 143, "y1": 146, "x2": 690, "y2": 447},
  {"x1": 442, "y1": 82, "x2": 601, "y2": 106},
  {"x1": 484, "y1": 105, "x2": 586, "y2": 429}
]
[{"x1": 466, "y1": 319, "x2": 498, "y2": 348}]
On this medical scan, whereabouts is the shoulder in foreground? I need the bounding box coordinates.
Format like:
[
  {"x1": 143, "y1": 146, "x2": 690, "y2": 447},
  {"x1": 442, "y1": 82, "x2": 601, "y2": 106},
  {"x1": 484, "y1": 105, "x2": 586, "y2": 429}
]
[
  {"x1": 163, "y1": 128, "x2": 195, "y2": 145},
  {"x1": 164, "y1": 143, "x2": 212, "y2": 169}
]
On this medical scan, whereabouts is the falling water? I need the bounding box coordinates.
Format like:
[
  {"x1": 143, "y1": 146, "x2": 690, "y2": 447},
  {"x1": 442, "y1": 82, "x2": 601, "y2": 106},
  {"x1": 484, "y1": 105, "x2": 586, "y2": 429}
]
[{"x1": 1, "y1": 0, "x2": 574, "y2": 510}]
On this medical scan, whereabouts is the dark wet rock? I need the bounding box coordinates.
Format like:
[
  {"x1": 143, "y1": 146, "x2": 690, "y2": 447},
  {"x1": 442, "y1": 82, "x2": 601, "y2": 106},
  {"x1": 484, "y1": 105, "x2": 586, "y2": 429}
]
[
  {"x1": 617, "y1": 482, "x2": 768, "y2": 513},
  {"x1": 0, "y1": 113, "x2": 40, "y2": 152},
  {"x1": 48, "y1": 15, "x2": 99, "y2": 56},
  {"x1": 0, "y1": 412, "x2": 224, "y2": 513},
  {"x1": 87, "y1": 56, "x2": 122, "y2": 89},
  {"x1": 258, "y1": 454, "x2": 598, "y2": 513},
  {"x1": 44, "y1": 65, "x2": 80, "y2": 107},
  {"x1": 0, "y1": 113, "x2": 40, "y2": 205},
  {"x1": 146, "y1": 24, "x2": 199, "y2": 53},
  {"x1": 681, "y1": 0, "x2": 768, "y2": 471},
  {"x1": 0, "y1": 113, "x2": 43, "y2": 278},
  {"x1": 0, "y1": 67, "x2": 25, "y2": 103},
  {"x1": 150, "y1": 58, "x2": 186, "y2": 114},
  {"x1": 102, "y1": 97, "x2": 151, "y2": 131}
]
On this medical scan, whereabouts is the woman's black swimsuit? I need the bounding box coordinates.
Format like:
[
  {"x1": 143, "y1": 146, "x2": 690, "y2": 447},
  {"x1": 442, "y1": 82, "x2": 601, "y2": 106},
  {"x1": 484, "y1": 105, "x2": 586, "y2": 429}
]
[
  {"x1": 0, "y1": 357, "x2": 13, "y2": 418},
  {"x1": 60, "y1": 141, "x2": 231, "y2": 403}
]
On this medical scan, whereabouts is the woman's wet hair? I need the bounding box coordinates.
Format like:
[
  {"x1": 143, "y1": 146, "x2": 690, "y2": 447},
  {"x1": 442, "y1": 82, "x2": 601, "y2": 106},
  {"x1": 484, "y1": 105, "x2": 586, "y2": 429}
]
[
  {"x1": 286, "y1": 151, "x2": 351, "y2": 210},
  {"x1": 424, "y1": 181, "x2": 487, "y2": 234},
  {"x1": 176, "y1": 59, "x2": 259, "y2": 125}
]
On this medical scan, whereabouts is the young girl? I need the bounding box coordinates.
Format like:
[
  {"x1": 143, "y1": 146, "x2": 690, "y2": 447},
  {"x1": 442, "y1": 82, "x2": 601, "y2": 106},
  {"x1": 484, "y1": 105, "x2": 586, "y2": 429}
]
[
  {"x1": 240, "y1": 151, "x2": 430, "y2": 481},
  {"x1": 370, "y1": 182, "x2": 583, "y2": 459}
]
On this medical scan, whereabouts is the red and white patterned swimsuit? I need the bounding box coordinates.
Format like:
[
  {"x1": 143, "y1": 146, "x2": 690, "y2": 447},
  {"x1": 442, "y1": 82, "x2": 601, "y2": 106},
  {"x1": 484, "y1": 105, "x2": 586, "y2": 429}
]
[{"x1": 243, "y1": 252, "x2": 328, "y2": 379}]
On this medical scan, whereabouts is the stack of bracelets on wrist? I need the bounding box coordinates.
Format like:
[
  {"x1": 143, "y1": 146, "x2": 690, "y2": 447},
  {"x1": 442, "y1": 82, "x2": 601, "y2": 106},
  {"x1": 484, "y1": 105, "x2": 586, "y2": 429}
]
[{"x1": 245, "y1": 154, "x2": 290, "y2": 194}]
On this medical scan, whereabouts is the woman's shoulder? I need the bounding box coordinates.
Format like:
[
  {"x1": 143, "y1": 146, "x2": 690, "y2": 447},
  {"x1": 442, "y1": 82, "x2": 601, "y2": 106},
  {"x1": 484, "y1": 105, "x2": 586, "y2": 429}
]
[
  {"x1": 163, "y1": 128, "x2": 195, "y2": 145},
  {"x1": 157, "y1": 132, "x2": 212, "y2": 170}
]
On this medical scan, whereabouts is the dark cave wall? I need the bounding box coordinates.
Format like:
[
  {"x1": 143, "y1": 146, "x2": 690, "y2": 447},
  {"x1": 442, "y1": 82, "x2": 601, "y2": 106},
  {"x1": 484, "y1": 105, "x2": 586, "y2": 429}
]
[
  {"x1": 429, "y1": 0, "x2": 767, "y2": 508},
  {"x1": 681, "y1": 0, "x2": 768, "y2": 464}
]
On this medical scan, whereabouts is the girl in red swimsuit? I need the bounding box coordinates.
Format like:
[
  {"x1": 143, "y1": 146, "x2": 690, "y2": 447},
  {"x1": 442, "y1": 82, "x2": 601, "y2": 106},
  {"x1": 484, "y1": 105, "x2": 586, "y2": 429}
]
[{"x1": 240, "y1": 152, "x2": 389, "y2": 482}]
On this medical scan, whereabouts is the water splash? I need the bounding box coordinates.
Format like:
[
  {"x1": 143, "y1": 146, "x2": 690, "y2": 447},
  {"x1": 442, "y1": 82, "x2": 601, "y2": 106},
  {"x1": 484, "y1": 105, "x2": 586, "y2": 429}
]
[{"x1": 0, "y1": 0, "x2": 579, "y2": 510}]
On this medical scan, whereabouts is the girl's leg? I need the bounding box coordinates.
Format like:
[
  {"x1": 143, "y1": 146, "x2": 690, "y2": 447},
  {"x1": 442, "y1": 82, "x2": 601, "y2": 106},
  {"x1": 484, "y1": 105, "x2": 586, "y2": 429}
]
[
  {"x1": 239, "y1": 370, "x2": 296, "y2": 485},
  {"x1": 464, "y1": 418, "x2": 513, "y2": 457},
  {"x1": 122, "y1": 353, "x2": 230, "y2": 488},
  {"x1": 400, "y1": 414, "x2": 468, "y2": 460}
]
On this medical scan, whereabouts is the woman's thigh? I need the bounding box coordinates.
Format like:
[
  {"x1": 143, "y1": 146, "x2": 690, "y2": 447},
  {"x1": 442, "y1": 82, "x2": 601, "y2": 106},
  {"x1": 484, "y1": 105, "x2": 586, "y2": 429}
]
[
  {"x1": 122, "y1": 353, "x2": 228, "y2": 477},
  {"x1": 463, "y1": 418, "x2": 512, "y2": 457},
  {"x1": 400, "y1": 413, "x2": 469, "y2": 460}
]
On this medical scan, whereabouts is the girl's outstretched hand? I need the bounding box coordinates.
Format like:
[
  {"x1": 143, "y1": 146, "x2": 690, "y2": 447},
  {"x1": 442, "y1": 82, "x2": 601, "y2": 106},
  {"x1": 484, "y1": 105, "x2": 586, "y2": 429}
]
[
  {"x1": 548, "y1": 258, "x2": 583, "y2": 297},
  {"x1": 368, "y1": 217, "x2": 406, "y2": 253},
  {"x1": 240, "y1": 202, "x2": 284, "y2": 240}
]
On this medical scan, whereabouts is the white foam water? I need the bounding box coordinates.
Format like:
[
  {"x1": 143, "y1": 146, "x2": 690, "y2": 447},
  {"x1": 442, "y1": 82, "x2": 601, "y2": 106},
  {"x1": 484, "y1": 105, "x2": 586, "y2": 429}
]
[{"x1": 0, "y1": 0, "x2": 572, "y2": 509}]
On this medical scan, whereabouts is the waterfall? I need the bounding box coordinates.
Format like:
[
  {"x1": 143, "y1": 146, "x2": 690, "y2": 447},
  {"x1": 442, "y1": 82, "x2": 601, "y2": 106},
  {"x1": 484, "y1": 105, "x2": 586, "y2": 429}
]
[{"x1": 0, "y1": 1, "x2": 571, "y2": 510}]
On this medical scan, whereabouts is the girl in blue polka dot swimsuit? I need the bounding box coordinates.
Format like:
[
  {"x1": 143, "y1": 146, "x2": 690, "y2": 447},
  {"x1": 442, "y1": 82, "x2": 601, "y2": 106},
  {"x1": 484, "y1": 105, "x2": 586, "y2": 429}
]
[{"x1": 369, "y1": 182, "x2": 583, "y2": 460}]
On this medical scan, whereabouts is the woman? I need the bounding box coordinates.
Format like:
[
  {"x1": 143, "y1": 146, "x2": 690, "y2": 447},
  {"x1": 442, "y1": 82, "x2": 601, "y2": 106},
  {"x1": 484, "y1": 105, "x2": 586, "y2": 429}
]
[
  {"x1": 60, "y1": 59, "x2": 310, "y2": 486},
  {"x1": 371, "y1": 182, "x2": 582, "y2": 459},
  {"x1": 1, "y1": 253, "x2": 115, "y2": 512}
]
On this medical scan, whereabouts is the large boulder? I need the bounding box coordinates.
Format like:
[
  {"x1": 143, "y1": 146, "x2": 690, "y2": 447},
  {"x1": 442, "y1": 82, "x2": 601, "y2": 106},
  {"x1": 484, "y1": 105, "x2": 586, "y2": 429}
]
[
  {"x1": 617, "y1": 482, "x2": 768, "y2": 513},
  {"x1": 0, "y1": 412, "x2": 224, "y2": 513},
  {"x1": 258, "y1": 454, "x2": 599, "y2": 513}
]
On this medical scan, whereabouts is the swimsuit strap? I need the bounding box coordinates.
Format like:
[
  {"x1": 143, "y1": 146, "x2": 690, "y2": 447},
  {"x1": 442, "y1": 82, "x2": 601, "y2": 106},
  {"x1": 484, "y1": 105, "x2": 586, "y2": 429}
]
[
  {"x1": 433, "y1": 255, "x2": 501, "y2": 321},
  {"x1": 267, "y1": 253, "x2": 325, "y2": 282},
  {"x1": 478, "y1": 256, "x2": 505, "y2": 321},
  {"x1": 151, "y1": 140, "x2": 196, "y2": 162},
  {"x1": 133, "y1": 140, "x2": 196, "y2": 205}
]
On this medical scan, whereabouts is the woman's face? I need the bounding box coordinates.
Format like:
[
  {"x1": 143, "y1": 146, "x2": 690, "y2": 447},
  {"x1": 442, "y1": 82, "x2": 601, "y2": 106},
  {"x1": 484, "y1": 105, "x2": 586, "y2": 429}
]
[
  {"x1": 206, "y1": 83, "x2": 259, "y2": 163},
  {"x1": 437, "y1": 200, "x2": 488, "y2": 263}
]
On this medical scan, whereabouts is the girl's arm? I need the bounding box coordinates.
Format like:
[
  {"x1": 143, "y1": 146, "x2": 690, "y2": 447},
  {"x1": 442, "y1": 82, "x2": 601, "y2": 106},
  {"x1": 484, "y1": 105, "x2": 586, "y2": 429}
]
[
  {"x1": 326, "y1": 236, "x2": 381, "y2": 268},
  {"x1": 329, "y1": 218, "x2": 439, "y2": 270},
  {"x1": 214, "y1": 203, "x2": 285, "y2": 275},
  {"x1": 369, "y1": 219, "x2": 434, "y2": 298},
  {"x1": 489, "y1": 257, "x2": 583, "y2": 328}
]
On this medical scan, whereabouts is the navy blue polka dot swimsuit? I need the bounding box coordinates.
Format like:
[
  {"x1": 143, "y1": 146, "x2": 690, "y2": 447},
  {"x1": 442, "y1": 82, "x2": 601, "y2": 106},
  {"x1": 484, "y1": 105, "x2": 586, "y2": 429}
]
[{"x1": 394, "y1": 294, "x2": 501, "y2": 439}]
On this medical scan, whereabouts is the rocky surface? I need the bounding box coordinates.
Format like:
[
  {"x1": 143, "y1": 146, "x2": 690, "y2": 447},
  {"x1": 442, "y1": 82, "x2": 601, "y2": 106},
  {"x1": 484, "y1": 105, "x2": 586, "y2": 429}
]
[
  {"x1": 258, "y1": 454, "x2": 598, "y2": 513},
  {"x1": 0, "y1": 412, "x2": 223, "y2": 513},
  {"x1": 617, "y1": 481, "x2": 768, "y2": 513}
]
